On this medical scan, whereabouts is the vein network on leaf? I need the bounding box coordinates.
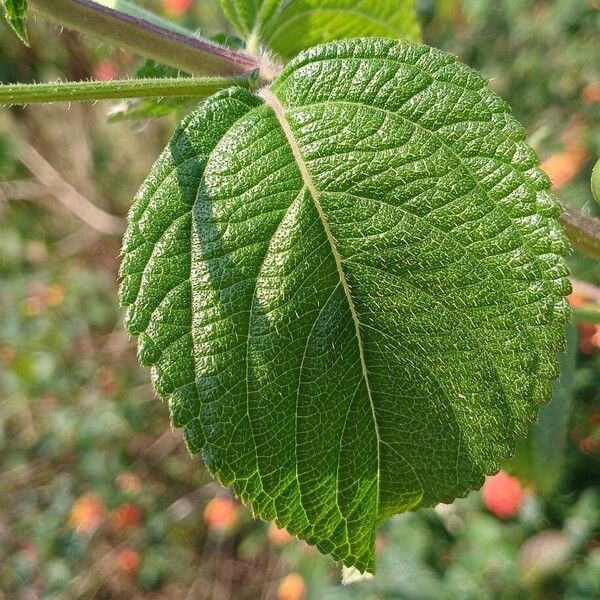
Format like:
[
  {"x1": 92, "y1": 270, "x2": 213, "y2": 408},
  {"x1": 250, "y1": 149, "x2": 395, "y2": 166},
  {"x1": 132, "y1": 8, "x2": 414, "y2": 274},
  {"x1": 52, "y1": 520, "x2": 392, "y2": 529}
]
[{"x1": 120, "y1": 38, "x2": 570, "y2": 573}]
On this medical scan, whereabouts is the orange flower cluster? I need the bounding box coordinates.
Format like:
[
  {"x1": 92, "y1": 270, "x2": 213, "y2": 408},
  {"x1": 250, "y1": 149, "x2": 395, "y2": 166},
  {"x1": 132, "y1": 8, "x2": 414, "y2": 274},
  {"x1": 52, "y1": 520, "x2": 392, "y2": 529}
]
[
  {"x1": 92, "y1": 59, "x2": 119, "y2": 82},
  {"x1": 278, "y1": 573, "x2": 306, "y2": 600},
  {"x1": 581, "y1": 82, "x2": 600, "y2": 106},
  {"x1": 268, "y1": 524, "x2": 293, "y2": 546},
  {"x1": 117, "y1": 548, "x2": 140, "y2": 576},
  {"x1": 112, "y1": 503, "x2": 142, "y2": 534},
  {"x1": 20, "y1": 282, "x2": 65, "y2": 317},
  {"x1": 116, "y1": 471, "x2": 142, "y2": 494}
]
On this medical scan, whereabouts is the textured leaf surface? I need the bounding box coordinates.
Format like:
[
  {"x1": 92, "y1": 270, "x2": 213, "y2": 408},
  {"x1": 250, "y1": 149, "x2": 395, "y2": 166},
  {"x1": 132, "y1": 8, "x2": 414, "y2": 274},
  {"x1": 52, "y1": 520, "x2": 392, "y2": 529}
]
[
  {"x1": 121, "y1": 38, "x2": 570, "y2": 573},
  {"x1": 221, "y1": 0, "x2": 420, "y2": 57},
  {"x1": 120, "y1": 87, "x2": 262, "y2": 451},
  {"x1": 2, "y1": 0, "x2": 28, "y2": 44}
]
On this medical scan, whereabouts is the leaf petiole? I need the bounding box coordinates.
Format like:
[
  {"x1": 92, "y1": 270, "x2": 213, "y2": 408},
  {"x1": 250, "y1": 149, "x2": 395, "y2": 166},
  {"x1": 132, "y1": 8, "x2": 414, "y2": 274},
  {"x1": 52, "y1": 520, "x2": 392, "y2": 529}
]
[{"x1": 0, "y1": 75, "x2": 256, "y2": 104}]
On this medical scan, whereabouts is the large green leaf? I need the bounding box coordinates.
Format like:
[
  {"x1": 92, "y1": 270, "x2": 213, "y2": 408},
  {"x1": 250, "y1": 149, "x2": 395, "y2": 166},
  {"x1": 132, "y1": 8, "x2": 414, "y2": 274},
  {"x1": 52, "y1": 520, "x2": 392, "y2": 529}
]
[
  {"x1": 120, "y1": 38, "x2": 570, "y2": 573},
  {"x1": 221, "y1": 0, "x2": 421, "y2": 57},
  {"x1": 2, "y1": 0, "x2": 28, "y2": 45}
]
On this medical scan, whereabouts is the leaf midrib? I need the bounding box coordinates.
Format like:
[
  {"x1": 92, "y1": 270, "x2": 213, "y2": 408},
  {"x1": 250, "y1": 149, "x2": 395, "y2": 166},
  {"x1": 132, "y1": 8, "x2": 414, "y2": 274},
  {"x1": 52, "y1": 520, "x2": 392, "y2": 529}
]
[
  {"x1": 284, "y1": 96, "x2": 552, "y2": 284},
  {"x1": 259, "y1": 87, "x2": 382, "y2": 514}
]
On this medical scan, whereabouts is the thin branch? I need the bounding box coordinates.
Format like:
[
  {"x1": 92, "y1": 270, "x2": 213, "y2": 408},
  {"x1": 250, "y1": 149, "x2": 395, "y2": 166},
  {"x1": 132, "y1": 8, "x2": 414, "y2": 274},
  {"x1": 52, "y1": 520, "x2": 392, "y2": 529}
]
[
  {"x1": 16, "y1": 142, "x2": 125, "y2": 235},
  {"x1": 0, "y1": 75, "x2": 255, "y2": 104},
  {"x1": 29, "y1": 0, "x2": 262, "y2": 78},
  {"x1": 0, "y1": 180, "x2": 47, "y2": 200}
]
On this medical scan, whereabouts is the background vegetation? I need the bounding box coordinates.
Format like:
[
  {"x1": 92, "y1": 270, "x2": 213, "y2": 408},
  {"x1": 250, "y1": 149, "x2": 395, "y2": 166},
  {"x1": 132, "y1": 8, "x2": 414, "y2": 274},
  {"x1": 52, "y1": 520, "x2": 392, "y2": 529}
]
[{"x1": 0, "y1": 1, "x2": 599, "y2": 598}]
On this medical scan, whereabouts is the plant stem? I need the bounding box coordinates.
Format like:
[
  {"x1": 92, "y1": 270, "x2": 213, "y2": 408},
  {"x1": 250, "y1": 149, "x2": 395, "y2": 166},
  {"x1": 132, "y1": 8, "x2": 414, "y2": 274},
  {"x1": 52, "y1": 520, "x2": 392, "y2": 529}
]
[
  {"x1": 17, "y1": 141, "x2": 125, "y2": 235},
  {"x1": 560, "y1": 207, "x2": 600, "y2": 262},
  {"x1": 0, "y1": 76, "x2": 254, "y2": 104},
  {"x1": 28, "y1": 0, "x2": 260, "y2": 77}
]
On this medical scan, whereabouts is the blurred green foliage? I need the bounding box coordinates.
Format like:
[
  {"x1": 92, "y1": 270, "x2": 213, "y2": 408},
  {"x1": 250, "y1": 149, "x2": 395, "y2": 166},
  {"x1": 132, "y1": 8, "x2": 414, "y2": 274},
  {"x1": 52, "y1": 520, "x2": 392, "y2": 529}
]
[{"x1": 0, "y1": 0, "x2": 599, "y2": 598}]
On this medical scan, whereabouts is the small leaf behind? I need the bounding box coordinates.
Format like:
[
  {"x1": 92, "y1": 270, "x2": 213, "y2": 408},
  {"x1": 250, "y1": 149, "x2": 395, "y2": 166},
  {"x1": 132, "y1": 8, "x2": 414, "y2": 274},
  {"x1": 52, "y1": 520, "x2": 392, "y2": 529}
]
[
  {"x1": 220, "y1": 0, "x2": 280, "y2": 39},
  {"x1": 2, "y1": 0, "x2": 29, "y2": 45},
  {"x1": 262, "y1": 0, "x2": 421, "y2": 58},
  {"x1": 107, "y1": 60, "x2": 192, "y2": 123},
  {"x1": 220, "y1": 1, "x2": 421, "y2": 57}
]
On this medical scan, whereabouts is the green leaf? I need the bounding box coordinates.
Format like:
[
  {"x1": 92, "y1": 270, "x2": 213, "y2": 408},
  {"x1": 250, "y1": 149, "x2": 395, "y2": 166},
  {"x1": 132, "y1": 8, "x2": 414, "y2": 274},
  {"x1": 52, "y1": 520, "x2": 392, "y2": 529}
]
[
  {"x1": 222, "y1": 0, "x2": 421, "y2": 57},
  {"x1": 120, "y1": 38, "x2": 570, "y2": 573},
  {"x1": 592, "y1": 158, "x2": 600, "y2": 206},
  {"x1": 107, "y1": 98, "x2": 195, "y2": 123},
  {"x1": 220, "y1": 0, "x2": 280, "y2": 39},
  {"x1": 2, "y1": 0, "x2": 28, "y2": 45},
  {"x1": 265, "y1": 0, "x2": 421, "y2": 58}
]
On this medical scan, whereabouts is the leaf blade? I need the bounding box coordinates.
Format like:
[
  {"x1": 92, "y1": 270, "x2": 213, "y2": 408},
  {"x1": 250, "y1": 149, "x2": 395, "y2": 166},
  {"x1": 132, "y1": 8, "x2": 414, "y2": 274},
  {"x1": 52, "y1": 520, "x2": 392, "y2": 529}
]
[
  {"x1": 121, "y1": 38, "x2": 571, "y2": 573},
  {"x1": 220, "y1": 1, "x2": 421, "y2": 58},
  {"x1": 262, "y1": 0, "x2": 421, "y2": 58},
  {"x1": 120, "y1": 87, "x2": 262, "y2": 451}
]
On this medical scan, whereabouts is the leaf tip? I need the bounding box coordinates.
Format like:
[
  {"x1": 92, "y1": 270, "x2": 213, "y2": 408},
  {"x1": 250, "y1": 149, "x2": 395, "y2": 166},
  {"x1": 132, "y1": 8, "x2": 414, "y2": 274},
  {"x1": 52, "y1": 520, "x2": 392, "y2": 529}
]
[
  {"x1": 342, "y1": 565, "x2": 375, "y2": 585},
  {"x1": 3, "y1": 0, "x2": 29, "y2": 46}
]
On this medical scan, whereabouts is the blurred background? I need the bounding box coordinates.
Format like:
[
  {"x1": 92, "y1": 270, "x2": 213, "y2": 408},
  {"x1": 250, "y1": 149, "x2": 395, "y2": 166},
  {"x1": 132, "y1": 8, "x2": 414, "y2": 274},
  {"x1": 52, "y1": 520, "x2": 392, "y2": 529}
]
[{"x1": 0, "y1": 0, "x2": 599, "y2": 598}]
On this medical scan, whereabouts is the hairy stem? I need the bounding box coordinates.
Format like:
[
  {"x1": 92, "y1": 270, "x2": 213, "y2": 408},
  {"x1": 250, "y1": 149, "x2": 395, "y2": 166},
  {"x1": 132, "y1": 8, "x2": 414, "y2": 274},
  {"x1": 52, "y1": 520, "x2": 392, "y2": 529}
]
[
  {"x1": 0, "y1": 75, "x2": 255, "y2": 104},
  {"x1": 29, "y1": 0, "x2": 260, "y2": 77},
  {"x1": 560, "y1": 207, "x2": 600, "y2": 262}
]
